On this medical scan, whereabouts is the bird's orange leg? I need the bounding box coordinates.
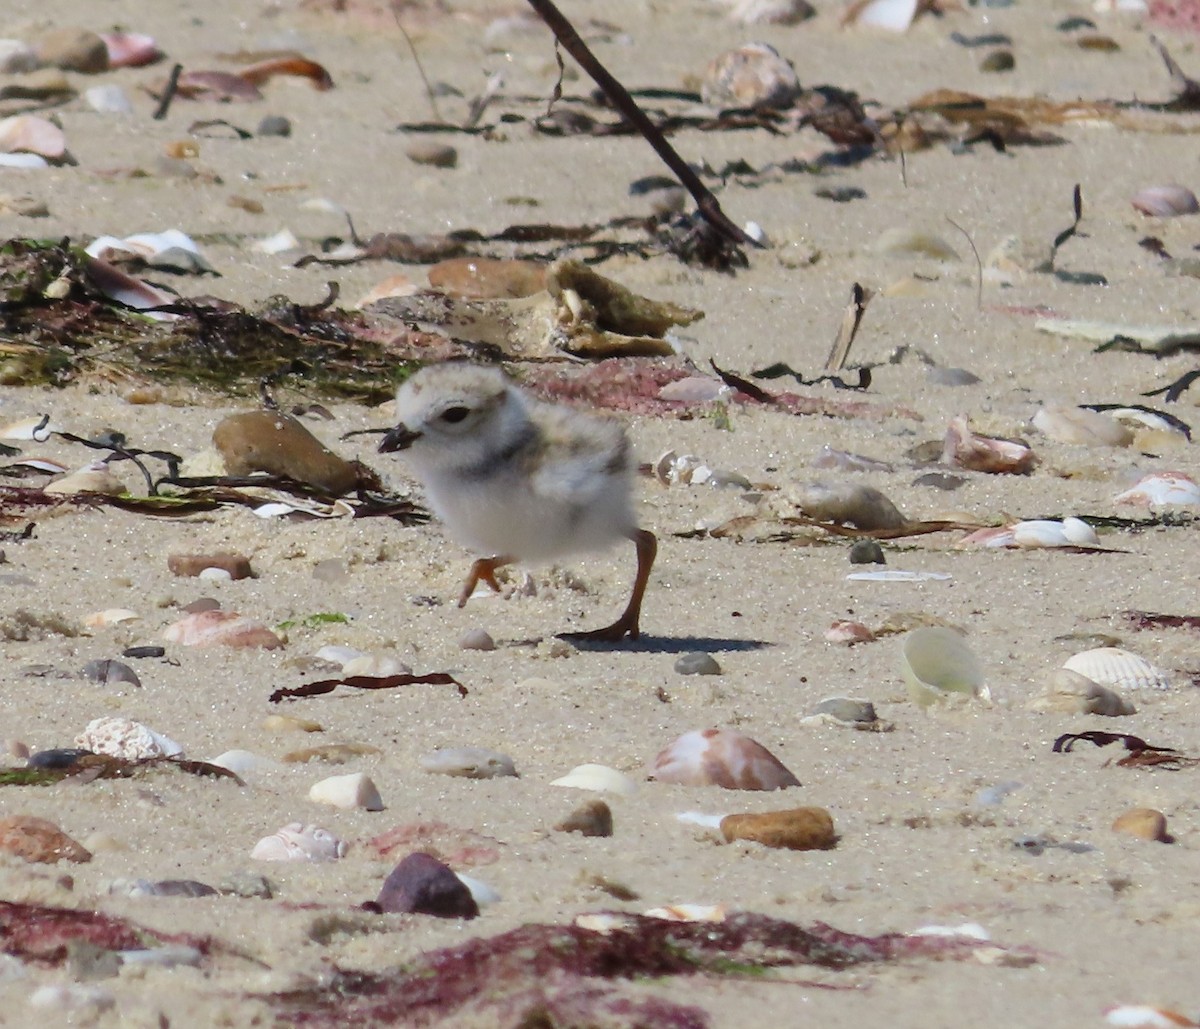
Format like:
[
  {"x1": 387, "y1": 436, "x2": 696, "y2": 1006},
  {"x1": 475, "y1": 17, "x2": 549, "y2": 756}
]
[
  {"x1": 561, "y1": 528, "x2": 657, "y2": 642},
  {"x1": 458, "y1": 556, "x2": 511, "y2": 608}
]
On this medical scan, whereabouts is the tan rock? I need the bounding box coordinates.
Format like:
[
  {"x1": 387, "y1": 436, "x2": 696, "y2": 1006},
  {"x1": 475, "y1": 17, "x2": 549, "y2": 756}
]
[
  {"x1": 720, "y1": 807, "x2": 837, "y2": 851},
  {"x1": 554, "y1": 799, "x2": 613, "y2": 838},
  {"x1": 34, "y1": 28, "x2": 108, "y2": 73},
  {"x1": 404, "y1": 139, "x2": 457, "y2": 168},
  {"x1": 428, "y1": 257, "x2": 547, "y2": 299},
  {"x1": 1112, "y1": 808, "x2": 1170, "y2": 843},
  {"x1": 213, "y1": 411, "x2": 360, "y2": 495},
  {"x1": 0, "y1": 815, "x2": 91, "y2": 864}
]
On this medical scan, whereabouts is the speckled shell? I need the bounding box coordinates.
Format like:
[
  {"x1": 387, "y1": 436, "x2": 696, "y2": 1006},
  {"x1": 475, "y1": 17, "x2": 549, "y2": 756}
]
[
  {"x1": 250, "y1": 822, "x2": 346, "y2": 862},
  {"x1": 74, "y1": 716, "x2": 182, "y2": 760},
  {"x1": 1063, "y1": 648, "x2": 1171, "y2": 692},
  {"x1": 650, "y1": 728, "x2": 800, "y2": 791}
]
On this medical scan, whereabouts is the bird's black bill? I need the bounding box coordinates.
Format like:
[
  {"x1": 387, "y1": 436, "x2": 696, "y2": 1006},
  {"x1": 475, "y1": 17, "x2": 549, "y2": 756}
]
[{"x1": 378, "y1": 424, "x2": 421, "y2": 453}]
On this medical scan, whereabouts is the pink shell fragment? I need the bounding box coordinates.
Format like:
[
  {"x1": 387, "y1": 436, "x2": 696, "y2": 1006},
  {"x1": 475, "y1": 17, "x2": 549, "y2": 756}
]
[
  {"x1": 163, "y1": 610, "x2": 284, "y2": 649},
  {"x1": 251, "y1": 822, "x2": 346, "y2": 862},
  {"x1": 650, "y1": 728, "x2": 801, "y2": 791},
  {"x1": 1131, "y1": 184, "x2": 1199, "y2": 217},
  {"x1": 825, "y1": 619, "x2": 876, "y2": 643},
  {"x1": 0, "y1": 115, "x2": 66, "y2": 160},
  {"x1": 1113, "y1": 471, "x2": 1200, "y2": 507},
  {"x1": 942, "y1": 415, "x2": 1036, "y2": 475},
  {"x1": 99, "y1": 32, "x2": 162, "y2": 68}
]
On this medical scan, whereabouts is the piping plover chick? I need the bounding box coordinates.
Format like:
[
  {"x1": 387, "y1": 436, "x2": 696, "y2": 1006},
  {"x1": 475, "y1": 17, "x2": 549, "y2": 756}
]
[{"x1": 379, "y1": 363, "x2": 657, "y2": 641}]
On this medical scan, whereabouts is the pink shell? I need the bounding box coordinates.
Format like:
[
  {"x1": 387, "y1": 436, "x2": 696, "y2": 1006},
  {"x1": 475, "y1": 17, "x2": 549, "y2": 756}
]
[
  {"x1": 0, "y1": 115, "x2": 66, "y2": 160},
  {"x1": 824, "y1": 619, "x2": 875, "y2": 644},
  {"x1": 956, "y1": 525, "x2": 1016, "y2": 548},
  {"x1": 99, "y1": 32, "x2": 162, "y2": 68},
  {"x1": 1113, "y1": 471, "x2": 1200, "y2": 507},
  {"x1": 942, "y1": 415, "x2": 1036, "y2": 475},
  {"x1": 163, "y1": 610, "x2": 284, "y2": 649},
  {"x1": 250, "y1": 822, "x2": 346, "y2": 862},
  {"x1": 1131, "y1": 184, "x2": 1200, "y2": 218},
  {"x1": 650, "y1": 728, "x2": 800, "y2": 791}
]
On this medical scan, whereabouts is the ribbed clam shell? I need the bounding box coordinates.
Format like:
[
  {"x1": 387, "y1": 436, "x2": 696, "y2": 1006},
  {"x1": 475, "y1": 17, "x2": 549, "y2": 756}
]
[{"x1": 1063, "y1": 647, "x2": 1170, "y2": 691}]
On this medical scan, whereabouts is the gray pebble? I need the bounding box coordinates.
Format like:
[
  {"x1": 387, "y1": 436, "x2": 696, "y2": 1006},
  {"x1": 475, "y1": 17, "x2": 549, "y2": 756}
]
[
  {"x1": 459, "y1": 628, "x2": 496, "y2": 652},
  {"x1": 811, "y1": 697, "x2": 876, "y2": 724},
  {"x1": 674, "y1": 652, "x2": 721, "y2": 676},
  {"x1": 419, "y1": 746, "x2": 517, "y2": 779},
  {"x1": 257, "y1": 115, "x2": 292, "y2": 137},
  {"x1": 848, "y1": 539, "x2": 884, "y2": 565},
  {"x1": 404, "y1": 140, "x2": 458, "y2": 169},
  {"x1": 912, "y1": 471, "x2": 967, "y2": 491}
]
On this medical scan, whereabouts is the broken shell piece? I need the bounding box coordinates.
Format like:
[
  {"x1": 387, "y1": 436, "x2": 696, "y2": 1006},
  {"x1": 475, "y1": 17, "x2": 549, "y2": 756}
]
[
  {"x1": 825, "y1": 619, "x2": 875, "y2": 644},
  {"x1": 843, "y1": 0, "x2": 920, "y2": 31},
  {"x1": 1113, "y1": 471, "x2": 1200, "y2": 508},
  {"x1": 643, "y1": 904, "x2": 727, "y2": 922},
  {"x1": 654, "y1": 450, "x2": 709, "y2": 487},
  {"x1": 792, "y1": 481, "x2": 905, "y2": 530},
  {"x1": 1029, "y1": 668, "x2": 1135, "y2": 716},
  {"x1": 0, "y1": 415, "x2": 64, "y2": 441},
  {"x1": 550, "y1": 763, "x2": 637, "y2": 797},
  {"x1": 85, "y1": 230, "x2": 215, "y2": 274},
  {"x1": 308, "y1": 772, "x2": 384, "y2": 811},
  {"x1": 700, "y1": 43, "x2": 801, "y2": 110},
  {"x1": 341, "y1": 653, "x2": 412, "y2": 678},
  {"x1": 82, "y1": 658, "x2": 141, "y2": 686},
  {"x1": 1104, "y1": 1005, "x2": 1198, "y2": 1028},
  {"x1": 720, "y1": 807, "x2": 836, "y2": 850},
  {"x1": 943, "y1": 415, "x2": 1036, "y2": 474},
  {"x1": 250, "y1": 822, "x2": 346, "y2": 862},
  {"x1": 900, "y1": 627, "x2": 986, "y2": 708},
  {"x1": 419, "y1": 747, "x2": 517, "y2": 779},
  {"x1": 1063, "y1": 647, "x2": 1170, "y2": 691},
  {"x1": 210, "y1": 750, "x2": 279, "y2": 775},
  {"x1": 163, "y1": 610, "x2": 284, "y2": 649},
  {"x1": 1032, "y1": 405, "x2": 1133, "y2": 447},
  {"x1": 1131, "y1": 184, "x2": 1199, "y2": 218},
  {"x1": 650, "y1": 728, "x2": 800, "y2": 791},
  {"x1": 74, "y1": 716, "x2": 182, "y2": 760},
  {"x1": 1011, "y1": 519, "x2": 1097, "y2": 548},
  {"x1": 214, "y1": 410, "x2": 359, "y2": 495},
  {"x1": 83, "y1": 609, "x2": 139, "y2": 628},
  {"x1": 44, "y1": 461, "x2": 127, "y2": 496},
  {"x1": 0, "y1": 115, "x2": 67, "y2": 160}
]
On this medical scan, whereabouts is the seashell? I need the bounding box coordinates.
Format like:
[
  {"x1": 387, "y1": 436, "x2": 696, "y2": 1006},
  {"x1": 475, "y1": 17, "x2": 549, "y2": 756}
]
[
  {"x1": 251, "y1": 498, "x2": 356, "y2": 519},
  {"x1": 956, "y1": 525, "x2": 1016, "y2": 548},
  {"x1": 251, "y1": 822, "x2": 346, "y2": 862},
  {"x1": 825, "y1": 619, "x2": 875, "y2": 644},
  {"x1": 74, "y1": 716, "x2": 182, "y2": 760},
  {"x1": 1029, "y1": 668, "x2": 1135, "y2": 716},
  {"x1": 1032, "y1": 405, "x2": 1132, "y2": 447},
  {"x1": 812, "y1": 445, "x2": 892, "y2": 472},
  {"x1": 341, "y1": 653, "x2": 413, "y2": 677},
  {"x1": 84, "y1": 230, "x2": 215, "y2": 274},
  {"x1": 1104, "y1": 1005, "x2": 1198, "y2": 1028},
  {"x1": 943, "y1": 415, "x2": 1036, "y2": 474},
  {"x1": 656, "y1": 377, "x2": 727, "y2": 403},
  {"x1": 82, "y1": 658, "x2": 141, "y2": 686},
  {"x1": 83, "y1": 608, "x2": 140, "y2": 628},
  {"x1": 643, "y1": 904, "x2": 727, "y2": 922},
  {"x1": 843, "y1": 0, "x2": 920, "y2": 32},
  {"x1": 0, "y1": 815, "x2": 91, "y2": 864},
  {"x1": 163, "y1": 610, "x2": 284, "y2": 649},
  {"x1": 376, "y1": 852, "x2": 478, "y2": 918},
  {"x1": 210, "y1": 749, "x2": 279, "y2": 775},
  {"x1": 458, "y1": 627, "x2": 496, "y2": 651},
  {"x1": 213, "y1": 410, "x2": 359, "y2": 495},
  {"x1": 575, "y1": 912, "x2": 633, "y2": 934},
  {"x1": 313, "y1": 644, "x2": 366, "y2": 668},
  {"x1": 84, "y1": 84, "x2": 134, "y2": 115},
  {"x1": 99, "y1": 32, "x2": 161, "y2": 68},
  {"x1": 1113, "y1": 471, "x2": 1200, "y2": 508},
  {"x1": 674, "y1": 651, "x2": 722, "y2": 675},
  {"x1": 43, "y1": 461, "x2": 127, "y2": 496},
  {"x1": 419, "y1": 747, "x2": 517, "y2": 779},
  {"x1": 654, "y1": 450, "x2": 712, "y2": 487},
  {"x1": 262, "y1": 713, "x2": 323, "y2": 734},
  {"x1": 1061, "y1": 516, "x2": 1100, "y2": 545},
  {"x1": 650, "y1": 728, "x2": 800, "y2": 791},
  {"x1": 700, "y1": 43, "x2": 801, "y2": 111},
  {"x1": 84, "y1": 257, "x2": 180, "y2": 319},
  {"x1": 1011, "y1": 520, "x2": 1073, "y2": 548},
  {"x1": 847, "y1": 569, "x2": 952, "y2": 582},
  {"x1": 900, "y1": 627, "x2": 986, "y2": 708},
  {"x1": 1131, "y1": 184, "x2": 1199, "y2": 218},
  {"x1": 455, "y1": 872, "x2": 500, "y2": 907},
  {"x1": 1112, "y1": 808, "x2": 1170, "y2": 843},
  {"x1": 1063, "y1": 647, "x2": 1170, "y2": 691},
  {"x1": 251, "y1": 228, "x2": 300, "y2": 255},
  {"x1": 791, "y1": 480, "x2": 905, "y2": 530},
  {"x1": 308, "y1": 772, "x2": 385, "y2": 811},
  {"x1": 0, "y1": 153, "x2": 48, "y2": 169},
  {"x1": 720, "y1": 807, "x2": 837, "y2": 851},
  {"x1": 0, "y1": 115, "x2": 66, "y2": 160},
  {"x1": 727, "y1": 0, "x2": 815, "y2": 24},
  {"x1": 550, "y1": 763, "x2": 638, "y2": 796}
]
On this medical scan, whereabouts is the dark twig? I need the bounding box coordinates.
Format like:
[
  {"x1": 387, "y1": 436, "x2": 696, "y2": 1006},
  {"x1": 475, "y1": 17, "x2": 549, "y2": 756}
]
[
  {"x1": 945, "y1": 217, "x2": 982, "y2": 310},
  {"x1": 524, "y1": 0, "x2": 759, "y2": 251},
  {"x1": 153, "y1": 63, "x2": 183, "y2": 121},
  {"x1": 393, "y1": 10, "x2": 443, "y2": 123}
]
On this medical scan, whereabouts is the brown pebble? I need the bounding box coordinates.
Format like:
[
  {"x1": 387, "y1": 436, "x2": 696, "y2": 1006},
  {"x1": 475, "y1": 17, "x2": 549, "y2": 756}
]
[
  {"x1": 1077, "y1": 34, "x2": 1119, "y2": 52},
  {"x1": 228, "y1": 195, "x2": 264, "y2": 214},
  {"x1": 554, "y1": 799, "x2": 613, "y2": 838},
  {"x1": 376, "y1": 852, "x2": 477, "y2": 918},
  {"x1": 164, "y1": 140, "x2": 199, "y2": 159},
  {"x1": 167, "y1": 552, "x2": 254, "y2": 580},
  {"x1": 404, "y1": 140, "x2": 458, "y2": 168},
  {"x1": 720, "y1": 807, "x2": 837, "y2": 851},
  {"x1": 35, "y1": 27, "x2": 108, "y2": 73},
  {"x1": 283, "y1": 742, "x2": 382, "y2": 764},
  {"x1": 0, "y1": 815, "x2": 91, "y2": 864},
  {"x1": 213, "y1": 411, "x2": 359, "y2": 495},
  {"x1": 183, "y1": 597, "x2": 221, "y2": 614},
  {"x1": 1112, "y1": 807, "x2": 1171, "y2": 843},
  {"x1": 428, "y1": 257, "x2": 547, "y2": 299}
]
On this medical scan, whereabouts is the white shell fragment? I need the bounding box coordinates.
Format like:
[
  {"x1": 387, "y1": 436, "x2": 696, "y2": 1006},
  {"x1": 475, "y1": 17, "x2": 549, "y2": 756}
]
[
  {"x1": 308, "y1": 772, "x2": 384, "y2": 811},
  {"x1": 1063, "y1": 648, "x2": 1171, "y2": 692},
  {"x1": 843, "y1": 0, "x2": 919, "y2": 32},
  {"x1": 550, "y1": 763, "x2": 638, "y2": 797},
  {"x1": 1012, "y1": 518, "x2": 1100, "y2": 548},
  {"x1": 644, "y1": 903, "x2": 727, "y2": 923},
  {"x1": 419, "y1": 747, "x2": 518, "y2": 779},
  {"x1": 848, "y1": 569, "x2": 952, "y2": 582},
  {"x1": 900, "y1": 628, "x2": 987, "y2": 707},
  {"x1": 85, "y1": 230, "x2": 215, "y2": 274},
  {"x1": 1113, "y1": 472, "x2": 1200, "y2": 508},
  {"x1": 74, "y1": 717, "x2": 183, "y2": 760},
  {"x1": 1032, "y1": 405, "x2": 1133, "y2": 448},
  {"x1": 456, "y1": 872, "x2": 501, "y2": 907},
  {"x1": 0, "y1": 415, "x2": 64, "y2": 441},
  {"x1": 1029, "y1": 669, "x2": 1135, "y2": 716},
  {"x1": 209, "y1": 750, "x2": 281, "y2": 775},
  {"x1": 250, "y1": 822, "x2": 347, "y2": 862},
  {"x1": 1035, "y1": 318, "x2": 1200, "y2": 354}
]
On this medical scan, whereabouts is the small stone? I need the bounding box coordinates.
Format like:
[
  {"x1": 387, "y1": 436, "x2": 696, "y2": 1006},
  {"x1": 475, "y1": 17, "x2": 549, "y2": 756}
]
[
  {"x1": 554, "y1": 799, "x2": 613, "y2": 837},
  {"x1": 979, "y1": 50, "x2": 1015, "y2": 72},
  {"x1": 1112, "y1": 808, "x2": 1170, "y2": 843},
  {"x1": 0, "y1": 815, "x2": 91, "y2": 864},
  {"x1": 376, "y1": 852, "x2": 478, "y2": 918},
  {"x1": 84, "y1": 84, "x2": 133, "y2": 115},
  {"x1": 674, "y1": 652, "x2": 721, "y2": 676},
  {"x1": 701, "y1": 42, "x2": 800, "y2": 110},
  {"x1": 404, "y1": 139, "x2": 458, "y2": 168},
  {"x1": 167, "y1": 552, "x2": 254, "y2": 580},
  {"x1": 848, "y1": 539, "x2": 885, "y2": 565},
  {"x1": 308, "y1": 771, "x2": 385, "y2": 811},
  {"x1": 720, "y1": 807, "x2": 837, "y2": 851},
  {"x1": 283, "y1": 742, "x2": 381, "y2": 764},
  {"x1": 419, "y1": 747, "x2": 517, "y2": 779},
  {"x1": 428, "y1": 257, "x2": 546, "y2": 299},
  {"x1": 35, "y1": 28, "x2": 108, "y2": 73},
  {"x1": 823, "y1": 620, "x2": 875, "y2": 644},
  {"x1": 257, "y1": 114, "x2": 292, "y2": 137},
  {"x1": 163, "y1": 610, "x2": 283, "y2": 649},
  {"x1": 262, "y1": 714, "x2": 323, "y2": 734},
  {"x1": 213, "y1": 411, "x2": 359, "y2": 495},
  {"x1": 811, "y1": 697, "x2": 877, "y2": 724},
  {"x1": 459, "y1": 628, "x2": 496, "y2": 652},
  {"x1": 81, "y1": 659, "x2": 141, "y2": 687},
  {"x1": 122, "y1": 645, "x2": 165, "y2": 659}
]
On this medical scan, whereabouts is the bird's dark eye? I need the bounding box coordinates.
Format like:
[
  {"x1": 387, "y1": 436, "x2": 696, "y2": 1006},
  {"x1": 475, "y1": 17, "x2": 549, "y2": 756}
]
[{"x1": 440, "y1": 406, "x2": 470, "y2": 424}]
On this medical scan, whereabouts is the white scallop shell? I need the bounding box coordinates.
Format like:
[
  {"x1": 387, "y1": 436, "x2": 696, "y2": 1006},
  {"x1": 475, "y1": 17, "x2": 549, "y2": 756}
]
[
  {"x1": 308, "y1": 772, "x2": 384, "y2": 811},
  {"x1": 74, "y1": 716, "x2": 183, "y2": 760},
  {"x1": 250, "y1": 822, "x2": 346, "y2": 862},
  {"x1": 1063, "y1": 647, "x2": 1170, "y2": 692},
  {"x1": 549, "y1": 763, "x2": 637, "y2": 796},
  {"x1": 1113, "y1": 472, "x2": 1200, "y2": 508}
]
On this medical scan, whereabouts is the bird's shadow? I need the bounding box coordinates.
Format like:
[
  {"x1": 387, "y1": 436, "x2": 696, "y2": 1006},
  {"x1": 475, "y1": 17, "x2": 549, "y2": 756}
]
[{"x1": 507, "y1": 634, "x2": 773, "y2": 654}]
